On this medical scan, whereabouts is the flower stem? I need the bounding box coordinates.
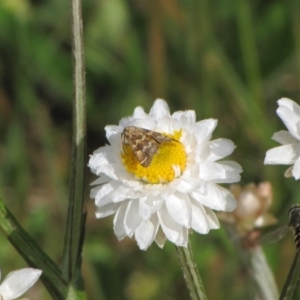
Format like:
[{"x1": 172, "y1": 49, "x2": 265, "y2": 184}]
[
  {"x1": 176, "y1": 240, "x2": 208, "y2": 300},
  {"x1": 61, "y1": 0, "x2": 86, "y2": 289}
]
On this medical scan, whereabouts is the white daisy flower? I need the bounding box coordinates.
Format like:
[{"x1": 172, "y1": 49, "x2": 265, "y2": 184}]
[
  {"x1": 265, "y1": 98, "x2": 300, "y2": 179},
  {"x1": 0, "y1": 268, "x2": 42, "y2": 300},
  {"x1": 88, "y1": 99, "x2": 242, "y2": 250}
]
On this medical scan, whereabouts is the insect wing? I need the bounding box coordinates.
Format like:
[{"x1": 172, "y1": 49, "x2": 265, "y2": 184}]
[
  {"x1": 138, "y1": 141, "x2": 160, "y2": 167},
  {"x1": 261, "y1": 225, "x2": 290, "y2": 245},
  {"x1": 148, "y1": 131, "x2": 174, "y2": 144}
]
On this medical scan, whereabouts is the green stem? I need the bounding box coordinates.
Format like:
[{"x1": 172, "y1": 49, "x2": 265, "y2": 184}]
[
  {"x1": 176, "y1": 240, "x2": 208, "y2": 300},
  {"x1": 0, "y1": 198, "x2": 68, "y2": 299},
  {"x1": 61, "y1": 0, "x2": 86, "y2": 286}
]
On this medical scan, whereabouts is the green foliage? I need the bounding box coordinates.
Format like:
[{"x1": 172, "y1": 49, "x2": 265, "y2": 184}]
[{"x1": 0, "y1": 0, "x2": 299, "y2": 298}]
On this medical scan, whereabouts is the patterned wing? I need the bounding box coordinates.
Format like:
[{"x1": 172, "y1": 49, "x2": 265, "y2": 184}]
[{"x1": 148, "y1": 130, "x2": 174, "y2": 144}]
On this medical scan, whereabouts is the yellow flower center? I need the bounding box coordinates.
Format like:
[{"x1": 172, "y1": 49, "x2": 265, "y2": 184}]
[{"x1": 121, "y1": 129, "x2": 186, "y2": 184}]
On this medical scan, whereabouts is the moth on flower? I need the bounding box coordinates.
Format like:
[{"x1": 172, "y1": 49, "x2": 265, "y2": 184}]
[
  {"x1": 121, "y1": 126, "x2": 177, "y2": 167},
  {"x1": 88, "y1": 99, "x2": 243, "y2": 250}
]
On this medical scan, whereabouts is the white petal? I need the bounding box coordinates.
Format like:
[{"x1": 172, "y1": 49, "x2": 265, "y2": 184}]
[
  {"x1": 155, "y1": 118, "x2": 174, "y2": 133},
  {"x1": 149, "y1": 99, "x2": 170, "y2": 120},
  {"x1": 182, "y1": 161, "x2": 200, "y2": 177},
  {"x1": 190, "y1": 200, "x2": 210, "y2": 234},
  {"x1": 138, "y1": 197, "x2": 152, "y2": 220},
  {"x1": 155, "y1": 227, "x2": 167, "y2": 248},
  {"x1": 113, "y1": 202, "x2": 128, "y2": 240},
  {"x1": 119, "y1": 116, "x2": 134, "y2": 128},
  {"x1": 157, "y1": 204, "x2": 188, "y2": 247},
  {"x1": 90, "y1": 184, "x2": 104, "y2": 200},
  {"x1": 117, "y1": 107, "x2": 149, "y2": 128},
  {"x1": 175, "y1": 177, "x2": 201, "y2": 193},
  {"x1": 95, "y1": 191, "x2": 117, "y2": 208},
  {"x1": 272, "y1": 130, "x2": 298, "y2": 145},
  {"x1": 90, "y1": 175, "x2": 110, "y2": 186},
  {"x1": 284, "y1": 166, "x2": 293, "y2": 177},
  {"x1": 112, "y1": 184, "x2": 133, "y2": 203},
  {"x1": 204, "y1": 207, "x2": 220, "y2": 229},
  {"x1": 277, "y1": 105, "x2": 300, "y2": 140},
  {"x1": 105, "y1": 125, "x2": 122, "y2": 143},
  {"x1": 161, "y1": 223, "x2": 188, "y2": 247},
  {"x1": 174, "y1": 227, "x2": 188, "y2": 247},
  {"x1": 88, "y1": 146, "x2": 111, "y2": 173},
  {"x1": 139, "y1": 196, "x2": 163, "y2": 220},
  {"x1": 264, "y1": 144, "x2": 300, "y2": 164},
  {"x1": 124, "y1": 200, "x2": 143, "y2": 236},
  {"x1": 200, "y1": 161, "x2": 242, "y2": 183},
  {"x1": 94, "y1": 180, "x2": 132, "y2": 207},
  {"x1": 132, "y1": 106, "x2": 147, "y2": 119},
  {"x1": 164, "y1": 193, "x2": 191, "y2": 227},
  {"x1": 107, "y1": 133, "x2": 123, "y2": 159},
  {"x1": 219, "y1": 161, "x2": 243, "y2": 174},
  {"x1": 119, "y1": 107, "x2": 152, "y2": 128},
  {"x1": 182, "y1": 133, "x2": 198, "y2": 159},
  {"x1": 190, "y1": 203, "x2": 219, "y2": 232},
  {"x1": 172, "y1": 165, "x2": 181, "y2": 178},
  {"x1": 196, "y1": 141, "x2": 210, "y2": 163},
  {"x1": 88, "y1": 147, "x2": 120, "y2": 180},
  {"x1": 278, "y1": 98, "x2": 300, "y2": 116},
  {"x1": 292, "y1": 156, "x2": 300, "y2": 179},
  {"x1": 92, "y1": 181, "x2": 119, "y2": 206},
  {"x1": 194, "y1": 119, "x2": 217, "y2": 144},
  {"x1": 135, "y1": 216, "x2": 159, "y2": 250},
  {"x1": 172, "y1": 110, "x2": 196, "y2": 124},
  {"x1": 191, "y1": 183, "x2": 236, "y2": 212},
  {"x1": 207, "y1": 139, "x2": 235, "y2": 161},
  {"x1": 95, "y1": 203, "x2": 120, "y2": 218},
  {"x1": 175, "y1": 164, "x2": 201, "y2": 193},
  {"x1": 128, "y1": 117, "x2": 156, "y2": 130},
  {"x1": 0, "y1": 268, "x2": 41, "y2": 300}
]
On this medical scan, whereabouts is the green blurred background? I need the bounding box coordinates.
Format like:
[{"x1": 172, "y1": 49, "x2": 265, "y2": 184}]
[{"x1": 0, "y1": 0, "x2": 300, "y2": 299}]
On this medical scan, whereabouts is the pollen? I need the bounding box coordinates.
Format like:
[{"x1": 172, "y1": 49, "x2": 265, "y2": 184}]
[{"x1": 121, "y1": 130, "x2": 187, "y2": 184}]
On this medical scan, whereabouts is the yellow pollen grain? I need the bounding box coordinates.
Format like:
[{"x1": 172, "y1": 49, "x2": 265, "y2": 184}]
[{"x1": 121, "y1": 129, "x2": 187, "y2": 184}]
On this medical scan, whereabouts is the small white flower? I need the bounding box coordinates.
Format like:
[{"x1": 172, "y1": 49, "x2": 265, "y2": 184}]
[
  {"x1": 88, "y1": 99, "x2": 242, "y2": 250},
  {"x1": 0, "y1": 268, "x2": 42, "y2": 300},
  {"x1": 265, "y1": 98, "x2": 300, "y2": 179}
]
